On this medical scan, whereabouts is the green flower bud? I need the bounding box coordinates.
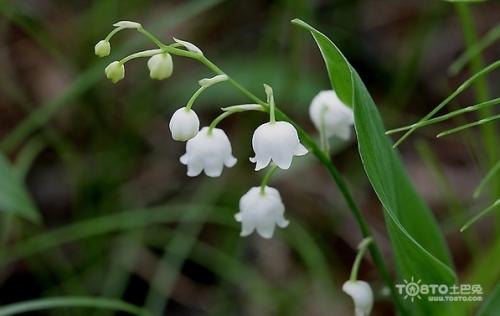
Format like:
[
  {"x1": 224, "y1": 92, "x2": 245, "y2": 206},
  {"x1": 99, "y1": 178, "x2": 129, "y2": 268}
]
[
  {"x1": 94, "y1": 40, "x2": 111, "y2": 57},
  {"x1": 104, "y1": 61, "x2": 125, "y2": 83},
  {"x1": 147, "y1": 53, "x2": 173, "y2": 80}
]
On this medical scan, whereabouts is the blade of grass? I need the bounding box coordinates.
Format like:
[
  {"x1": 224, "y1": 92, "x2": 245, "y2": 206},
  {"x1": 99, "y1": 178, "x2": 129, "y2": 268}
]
[
  {"x1": 0, "y1": 204, "x2": 231, "y2": 267},
  {"x1": 392, "y1": 59, "x2": 500, "y2": 147},
  {"x1": 415, "y1": 140, "x2": 479, "y2": 252},
  {"x1": 449, "y1": 24, "x2": 500, "y2": 76},
  {"x1": 386, "y1": 98, "x2": 500, "y2": 134},
  {"x1": 460, "y1": 199, "x2": 500, "y2": 232},
  {"x1": 474, "y1": 160, "x2": 500, "y2": 198},
  {"x1": 143, "y1": 182, "x2": 222, "y2": 315},
  {"x1": 436, "y1": 114, "x2": 500, "y2": 138},
  {"x1": 0, "y1": 297, "x2": 151, "y2": 316}
]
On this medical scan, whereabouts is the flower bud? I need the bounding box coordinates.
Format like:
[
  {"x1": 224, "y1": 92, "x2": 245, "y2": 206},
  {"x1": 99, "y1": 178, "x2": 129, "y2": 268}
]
[
  {"x1": 94, "y1": 40, "x2": 110, "y2": 57},
  {"x1": 199, "y1": 74, "x2": 228, "y2": 87},
  {"x1": 104, "y1": 61, "x2": 125, "y2": 83},
  {"x1": 342, "y1": 280, "x2": 373, "y2": 316},
  {"x1": 147, "y1": 53, "x2": 173, "y2": 80},
  {"x1": 235, "y1": 186, "x2": 289, "y2": 238},
  {"x1": 309, "y1": 90, "x2": 354, "y2": 140},
  {"x1": 169, "y1": 107, "x2": 200, "y2": 141},
  {"x1": 173, "y1": 37, "x2": 203, "y2": 55},
  {"x1": 113, "y1": 21, "x2": 142, "y2": 29}
]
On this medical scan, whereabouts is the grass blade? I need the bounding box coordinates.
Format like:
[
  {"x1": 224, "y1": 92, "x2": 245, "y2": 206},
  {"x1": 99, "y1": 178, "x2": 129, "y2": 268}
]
[
  {"x1": 460, "y1": 199, "x2": 500, "y2": 232},
  {"x1": 392, "y1": 60, "x2": 500, "y2": 147},
  {"x1": 474, "y1": 160, "x2": 500, "y2": 198},
  {"x1": 436, "y1": 114, "x2": 500, "y2": 138},
  {"x1": 0, "y1": 297, "x2": 151, "y2": 316}
]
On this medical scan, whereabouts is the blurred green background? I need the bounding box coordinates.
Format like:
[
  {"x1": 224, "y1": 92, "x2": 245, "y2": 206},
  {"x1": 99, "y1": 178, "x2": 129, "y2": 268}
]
[{"x1": 0, "y1": 0, "x2": 499, "y2": 315}]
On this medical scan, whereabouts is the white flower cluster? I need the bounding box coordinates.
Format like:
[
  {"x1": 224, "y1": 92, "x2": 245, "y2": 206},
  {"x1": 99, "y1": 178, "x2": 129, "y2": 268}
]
[
  {"x1": 95, "y1": 21, "x2": 356, "y2": 239},
  {"x1": 168, "y1": 83, "x2": 308, "y2": 238}
]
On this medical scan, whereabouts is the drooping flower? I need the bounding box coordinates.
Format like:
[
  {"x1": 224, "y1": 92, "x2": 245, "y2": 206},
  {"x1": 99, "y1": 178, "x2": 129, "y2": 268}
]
[
  {"x1": 342, "y1": 280, "x2": 374, "y2": 316},
  {"x1": 169, "y1": 107, "x2": 200, "y2": 141},
  {"x1": 309, "y1": 90, "x2": 354, "y2": 140},
  {"x1": 147, "y1": 53, "x2": 173, "y2": 80},
  {"x1": 180, "y1": 127, "x2": 237, "y2": 177},
  {"x1": 95, "y1": 40, "x2": 111, "y2": 57},
  {"x1": 113, "y1": 21, "x2": 142, "y2": 29},
  {"x1": 250, "y1": 121, "x2": 308, "y2": 171},
  {"x1": 235, "y1": 186, "x2": 289, "y2": 238},
  {"x1": 173, "y1": 37, "x2": 203, "y2": 55},
  {"x1": 104, "y1": 61, "x2": 125, "y2": 83}
]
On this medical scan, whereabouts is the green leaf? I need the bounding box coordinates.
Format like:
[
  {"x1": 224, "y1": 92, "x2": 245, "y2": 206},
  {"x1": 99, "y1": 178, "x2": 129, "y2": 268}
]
[
  {"x1": 0, "y1": 152, "x2": 39, "y2": 222},
  {"x1": 293, "y1": 19, "x2": 457, "y2": 315},
  {"x1": 291, "y1": 19, "x2": 353, "y2": 107},
  {"x1": 477, "y1": 283, "x2": 500, "y2": 316}
]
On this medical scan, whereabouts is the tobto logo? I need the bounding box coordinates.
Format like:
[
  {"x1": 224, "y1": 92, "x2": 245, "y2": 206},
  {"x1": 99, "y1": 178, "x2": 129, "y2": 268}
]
[{"x1": 395, "y1": 277, "x2": 483, "y2": 303}]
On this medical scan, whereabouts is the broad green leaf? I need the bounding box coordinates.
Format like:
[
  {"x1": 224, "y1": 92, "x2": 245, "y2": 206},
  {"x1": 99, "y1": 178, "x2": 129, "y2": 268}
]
[
  {"x1": 291, "y1": 19, "x2": 353, "y2": 107},
  {"x1": 0, "y1": 152, "x2": 39, "y2": 222},
  {"x1": 477, "y1": 283, "x2": 500, "y2": 316},
  {"x1": 293, "y1": 19, "x2": 457, "y2": 315}
]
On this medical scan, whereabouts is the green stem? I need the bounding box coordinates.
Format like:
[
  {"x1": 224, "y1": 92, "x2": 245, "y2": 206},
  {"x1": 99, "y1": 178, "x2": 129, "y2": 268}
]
[
  {"x1": 260, "y1": 164, "x2": 278, "y2": 194},
  {"x1": 268, "y1": 94, "x2": 276, "y2": 123},
  {"x1": 349, "y1": 237, "x2": 373, "y2": 281},
  {"x1": 119, "y1": 49, "x2": 162, "y2": 64},
  {"x1": 208, "y1": 111, "x2": 233, "y2": 133},
  {"x1": 319, "y1": 106, "x2": 330, "y2": 153},
  {"x1": 186, "y1": 85, "x2": 209, "y2": 110},
  {"x1": 135, "y1": 27, "x2": 406, "y2": 314},
  {"x1": 104, "y1": 27, "x2": 125, "y2": 42},
  {"x1": 137, "y1": 28, "x2": 167, "y2": 49}
]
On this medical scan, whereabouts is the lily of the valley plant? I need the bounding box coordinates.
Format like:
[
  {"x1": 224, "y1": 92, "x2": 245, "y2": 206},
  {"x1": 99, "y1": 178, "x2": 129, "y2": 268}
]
[
  {"x1": 95, "y1": 20, "x2": 354, "y2": 240},
  {"x1": 95, "y1": 20, "x2": 369, "y2": 315}
]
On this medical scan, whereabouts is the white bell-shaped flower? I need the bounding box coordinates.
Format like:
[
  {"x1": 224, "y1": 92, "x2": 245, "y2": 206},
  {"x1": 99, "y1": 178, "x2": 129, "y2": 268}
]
[
  {"x1": 309, "y1": 90, "x2": 354, "y2": 140},
  {"x1": 235, "y1": 186, "x2": 289, "y2": 238},
  {"x1": 250, "y1": 121, "x2": 307, "y2": 171},
  {"x1": 104, "y1": 61, "x2": 125, "y2": 83},
  {"x1": 342, "y1": 280, "x2": 373, "y2": 316},
  {"x1": 169, "y1": 107, "x2": 200, "y2": 141},
  {"x1": 147, "y1": 53, "x2": 173, "y2": 80},
  {"x1": 180, "y1": 127, "x2": 237, "y2": 177},
  {"x1": 95, "y1": 40, "x2": 110, "y2": 57}
]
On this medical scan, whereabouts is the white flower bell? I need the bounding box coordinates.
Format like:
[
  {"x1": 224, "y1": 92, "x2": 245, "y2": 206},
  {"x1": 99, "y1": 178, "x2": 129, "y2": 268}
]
[
  {"x1": 104, "y1": 61, "x2": 125, "y2": 83},
  {"x1": 235, "y1": 186, "x2": 289, "y2": 238},
  {"x1": 169, "y1": 107, "x2": 200, "y2": 141},
  {"x1": 147, "y1": 53, "x2": 173, "y2": 80},
  {"x1": 309, "y1": 90, "x2": 354, "y2": 140},
  {"x1": 95, "y1": 40, "x2": 110, "y2": 57},
  {"x1": 342, "y1": 280, "x2": 374, "y2": 316},
  {"x1": 250, "y1": 121, "x2": 308, "y2": 171},
  {"x1": 180, "y1": 127, "x2": 237, "y2": 177}
]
